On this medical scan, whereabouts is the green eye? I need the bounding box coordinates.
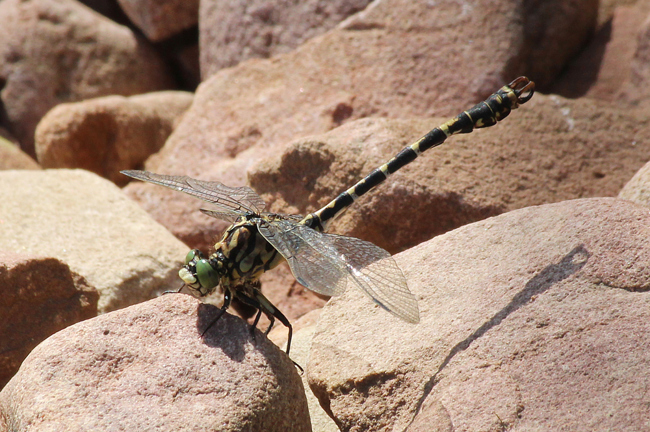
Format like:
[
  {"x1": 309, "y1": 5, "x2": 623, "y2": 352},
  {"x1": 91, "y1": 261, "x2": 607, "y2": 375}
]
[
  {"x1": 196, "y1": 259, "x2": 220, "y2": 289},
  {"x1": 185, "y1": 249, "x2": 202, "y2": 265}
]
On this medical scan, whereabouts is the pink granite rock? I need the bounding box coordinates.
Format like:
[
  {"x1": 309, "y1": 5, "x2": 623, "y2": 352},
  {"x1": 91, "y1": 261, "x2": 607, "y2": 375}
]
[
  {"x1": 0, "y1": 295, "x2": 310, "y2": 431},
  {"x1": 619, "y1": 158, "x2": 650, "y2": 206},
  {"x1": 0, "y1": 0, "x2": 173, "y2": 157},
  {"x1": 553, "y1": 2, "x2": 650, "y2": 101},
  {"x1": 117, "y1": 0, "x2": 199, "y2": 42},
  {"x1": 35, "y1": 91, "x2": 193, "y2": 186},
  {"x1": 308, "y1": 197, "x2": 650, "y2": 431},
  {"x1": 200, "y1": 0, "x2": 372, "y2": 77},
  {"x1": 0, "y1": 136, "x2": 40, "y2": 170},
  {"x1": 0, "y1": 252, "x2": 98, "y2": 389}
]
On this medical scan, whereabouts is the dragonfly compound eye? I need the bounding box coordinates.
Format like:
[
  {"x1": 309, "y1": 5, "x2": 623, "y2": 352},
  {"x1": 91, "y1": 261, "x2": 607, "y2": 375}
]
[
  {"x1": 185, "y1": 249, "x2": 203, "y2": 265},
  {"x1": 195, "y1": 258, "x2": 220, "y2": 290}
]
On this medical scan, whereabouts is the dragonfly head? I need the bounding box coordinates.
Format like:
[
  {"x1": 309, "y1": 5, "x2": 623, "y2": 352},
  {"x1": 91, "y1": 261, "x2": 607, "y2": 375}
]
[{"x1": 179, "y1": 249, "x2": 225, "y2": 297}]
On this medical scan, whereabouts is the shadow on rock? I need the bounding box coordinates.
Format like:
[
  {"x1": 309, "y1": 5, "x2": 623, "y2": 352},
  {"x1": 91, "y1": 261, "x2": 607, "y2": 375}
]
[
  {"x1": 196, "y1": 303, "x2": 253, "y2": 363},
  {"x1": 412, "y1": 244, "x2": 590, "y2": 423}
]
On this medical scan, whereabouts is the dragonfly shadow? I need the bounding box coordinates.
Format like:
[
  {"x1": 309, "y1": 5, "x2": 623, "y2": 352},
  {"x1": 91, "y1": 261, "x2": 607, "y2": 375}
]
[
  {"x1": 196, "y1": 303, "x2": 254, "y2": 363},
  {"x1": 411, "y1": 244, "x2": 590, "y2": 424}
]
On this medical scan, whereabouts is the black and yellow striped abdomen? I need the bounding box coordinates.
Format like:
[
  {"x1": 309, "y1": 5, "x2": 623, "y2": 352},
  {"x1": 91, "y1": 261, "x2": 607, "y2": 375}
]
[{"x1": 301, "y1": 76, "x2": 535, "y2": 231}]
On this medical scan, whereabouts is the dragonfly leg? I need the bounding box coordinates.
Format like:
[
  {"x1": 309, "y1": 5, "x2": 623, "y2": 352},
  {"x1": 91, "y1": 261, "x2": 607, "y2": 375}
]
[
  {"x1": 201, "y1": 290, "x2": 232, "y2": 337},
  {"x1": 235, "y1": 289, "x2": 294, "y2": 357},
  {"x1": 264, "y1": 316, "x2": 275, "y2": 336},
  {"x1": 252, "y1": 291, "x2": 292, "y2": 356},
  {"x1": 234, "y1": 291, "x2": 264, "y2": 337},
  {"x1": 163, "y1": 283, "x2": 185, "y2": 295},
  {"x1": 268, "y1": 306, "x2": 292, "y2": 357},
  {"x1": 249, "y1": 308, "x2": 263, "y2": 339}
]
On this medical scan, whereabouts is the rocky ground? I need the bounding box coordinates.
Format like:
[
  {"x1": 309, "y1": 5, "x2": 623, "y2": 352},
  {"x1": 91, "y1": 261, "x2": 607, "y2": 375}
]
[{"x1": 2, "y1": 0, "x2": 650, "y2": 431}]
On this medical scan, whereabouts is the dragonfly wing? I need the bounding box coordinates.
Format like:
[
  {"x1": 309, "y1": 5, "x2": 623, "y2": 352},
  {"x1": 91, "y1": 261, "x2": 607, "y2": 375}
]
[
  {"x1": 200, "y1": 209, "x2": 238, "y2": 224},
  {"x1": 328, "y1": 234, "x2": 420, "y2": 324},
  {"x1": 121, "y1": 170, "x2": 266, "y2": 219},
  {"x1": 257, "y1": 219, "x2": 420, "y2": 323},
  {"x1": 257, "y1": 218, "x2": 349, "y2": 296}
]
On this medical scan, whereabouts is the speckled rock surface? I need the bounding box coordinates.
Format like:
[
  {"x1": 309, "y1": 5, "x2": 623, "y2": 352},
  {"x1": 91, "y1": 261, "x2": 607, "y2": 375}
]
[
  {"x1": 308, "y1": 198, "x2": 650, "y2": 431},
  {"x1": 0, "y1": 295, "x2": 311, "y2": 431},
  {"x1": 0, "y1": 169, "x2": 187, "y2": 313}
]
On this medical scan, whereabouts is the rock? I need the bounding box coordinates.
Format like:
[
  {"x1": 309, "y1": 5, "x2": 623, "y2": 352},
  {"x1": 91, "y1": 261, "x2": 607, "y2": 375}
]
[
  {"x1": 200, "y1": 0, "x2": 372, "y2": 77},
  {"x1": 619, "y1": 159, "x2": 650, "y2": 206},
  {"x1": 129, "y1": 0, "x2": 596, "y2": 252},
  {"x1": 0, "y1": 0, "x2": 173, "y2": 157},
  {"x1": 0, "y1": 252, "x2": 98, "y2": 389},
  {"x1": 117, "y1": 0, "x2": 199, "y2": 42},
  {"x1": 0, "y1": 295, "x2": 311, "y2": 432},
  {"x1": 250, "y1": 94, "x2": 650, "y2": 254},
  {"x1": 78, "y1": 0, "x2": 132, "y2": 25},
  {"x1": 0, "y1": 169, "x2": 188, "y2": 313},
  {"x1": 307, "y1": 197, "x2": 650, "y2": 431},
  {"x1": 35, "y1": 91, "x2": 193, "y2": 186},
  {"x1": 0, "y1": 136, "x2": 40, "y2": 170},
  {"x1": 618, "y1": 10, "x2": 650, "y2": 106},
  {"x1": 552, "y1": 2, "x2": 650, "y2": 101},
  {"x1": 268, "y1": 309, "x2": 339, "y2": 432}
]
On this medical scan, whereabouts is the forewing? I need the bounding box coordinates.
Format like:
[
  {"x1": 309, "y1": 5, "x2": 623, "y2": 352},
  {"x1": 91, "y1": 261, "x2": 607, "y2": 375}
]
[
  {"x1": 200, "y1": 209, "x2": 238, "y2": 224},
  {"x1": 257, "y1": 219, "x2": 420, "y2": 323},
  {"x1": 121, "y1": 170, "x2": 266, "y2": 219}
]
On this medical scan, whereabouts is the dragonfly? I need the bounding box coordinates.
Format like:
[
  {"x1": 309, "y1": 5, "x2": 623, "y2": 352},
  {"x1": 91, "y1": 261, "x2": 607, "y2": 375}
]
[{"x1": 122, "y1": 77, "x2": 534, "y2": 356}]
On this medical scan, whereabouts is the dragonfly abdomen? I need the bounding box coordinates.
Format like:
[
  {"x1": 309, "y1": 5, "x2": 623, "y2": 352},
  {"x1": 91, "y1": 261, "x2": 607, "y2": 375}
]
[{"x1": 302, "y1": 77, "x2": 534, "y2": 231}]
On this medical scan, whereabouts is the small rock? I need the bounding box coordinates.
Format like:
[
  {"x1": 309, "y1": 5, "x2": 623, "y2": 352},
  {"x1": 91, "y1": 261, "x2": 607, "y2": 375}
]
[
  {"x1": 0, "y1": 295, "x2": 311, "y2": 432},
  {"x1": 0, "y1": 169, "x2": 188, "y2": 313},
  {"x1": 618, "y1": 11, "x2": 650, "y2": 106},
  {"x1": 619, "y1": 159, "x2": 650, "y2": 206},
  {"x1": 0, "y1": 252, "x2": 98, "y2": 389},
  {"x1": 0, "y1": 0, "x2": 173, "y2": 157},
  {"x1": 35, "y1": 91, "x2": 193, "y2": 186},
  {"x1": 0, "y1": 136, "x2": 40, "y2": 170},
  {"x1": 117, "y1": 0, "x2": 199, "y2": 42},
  {"x1": 308, "y1": 197, "x2": 650, "y2": 431}
]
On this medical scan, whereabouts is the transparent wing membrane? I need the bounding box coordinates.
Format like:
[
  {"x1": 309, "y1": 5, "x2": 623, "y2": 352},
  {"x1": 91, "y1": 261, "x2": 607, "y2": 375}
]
[
  {"x1": 121, "y1": 170, "x2": 266, "y2": 219},
  {"x1": 258, "y1": 219, "x2": 420, "y2": 323}
]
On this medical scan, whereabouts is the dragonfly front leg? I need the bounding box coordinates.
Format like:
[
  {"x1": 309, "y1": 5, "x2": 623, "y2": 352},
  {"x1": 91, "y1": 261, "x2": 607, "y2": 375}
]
[
  {"x1": 163, "y1": 283, "x2": 185, "y2": 295},
  {"x1": 201, "y1": 289, "x2": 232, "y2": 336}
]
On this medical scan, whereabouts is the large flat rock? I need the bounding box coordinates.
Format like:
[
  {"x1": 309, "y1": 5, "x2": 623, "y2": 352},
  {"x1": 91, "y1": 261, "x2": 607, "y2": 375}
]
[{"x1": 308, "y1": 197, "x2": 650, "y2": 431}]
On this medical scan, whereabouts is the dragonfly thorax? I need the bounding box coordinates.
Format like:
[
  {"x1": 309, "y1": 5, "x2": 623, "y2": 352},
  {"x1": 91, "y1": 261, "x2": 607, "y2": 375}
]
[{"x1": 179, "y1": 216, "x2": 285, "y2": 299}]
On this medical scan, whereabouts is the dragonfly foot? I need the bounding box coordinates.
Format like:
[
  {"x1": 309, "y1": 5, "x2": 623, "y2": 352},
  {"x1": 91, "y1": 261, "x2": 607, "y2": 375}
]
[{"x1": 162, "y1": 283, "x2": 185, "y2": 295}]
